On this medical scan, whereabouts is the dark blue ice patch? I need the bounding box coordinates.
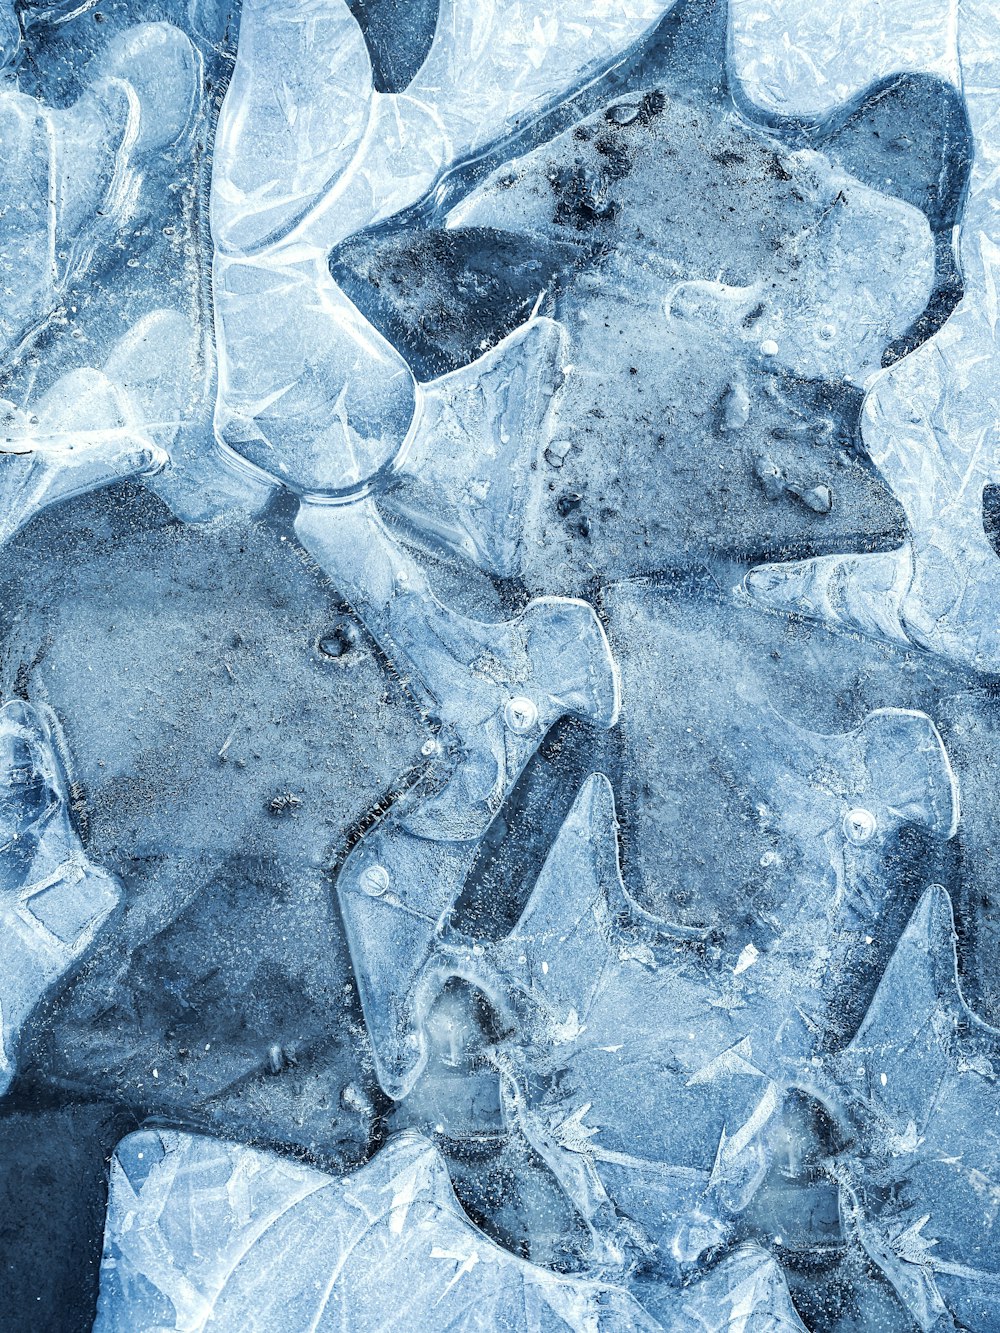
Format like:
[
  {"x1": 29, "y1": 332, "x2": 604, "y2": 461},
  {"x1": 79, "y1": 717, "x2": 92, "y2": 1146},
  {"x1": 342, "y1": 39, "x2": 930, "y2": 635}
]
[{"x1": 345, "y1": 0, "x2": 439, "y2": 94}]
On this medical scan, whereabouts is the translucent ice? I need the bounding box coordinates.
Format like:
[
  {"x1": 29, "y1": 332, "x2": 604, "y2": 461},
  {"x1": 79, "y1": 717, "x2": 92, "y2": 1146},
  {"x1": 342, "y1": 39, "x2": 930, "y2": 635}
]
[
  {"x1": 213, "y1": 0, "x2": 678, "y2": 253},
  {"x1": 837, "y1": 885, "x2": 1000, "y2": 1330},
  {"x1": 0, "y1": 699, "x2": 120, "y2": 1097},
  {"x1": 0, "y1": 0, "x2": 18, "y2": 68},
  {"x1": 331, "y1": 13, "x2": 952, "y2": 589},
  {"x1": 604, "y1": 582, "x2": 958, "y2": 941},
  {"x1": 648, "y1": 1245, "x2": 807, "y2": 1330},
  {"x1": 742, "y1": 0, "x2": 1000, "y2": 675},
  {"x1": 0, "y1": 337, "x2": 170, "y2": 547},
  {"x1": 0, "y1": 22, "x2": 199, "y2": 366},
  {"x1": 296, "y1": 497, "x2": 619, "y2": 1096},
  {"x1": 210, "y1": 0, "x2": 676, "y2": 496},
  {"x1": 385, "y1": 318, "x2": 567, "y2": 578},
  {"x1": 3, "y1": 498, "x2": 426, "y2": 1162},
  {"x1": 729, "y1": 0, "x2": 958, "y2": 117},
  {"x1": 475, "y1": 754, "x2": 956, "y2": 1264},
  {"x1": 4, "y1": 0, "x2": 1000, "y2": 1327},
  {"x1": 93, "y1": 1128, "x2": 661, "y2": 1331}
]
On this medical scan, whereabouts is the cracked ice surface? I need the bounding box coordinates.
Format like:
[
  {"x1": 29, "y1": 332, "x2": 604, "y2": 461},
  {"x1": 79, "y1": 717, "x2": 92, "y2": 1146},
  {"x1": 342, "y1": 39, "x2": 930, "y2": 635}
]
[
  {"x1": 93, "y1": 1129, "x2": 661, "y2": 1332},
  {"x1": 837, "y1": 886, "x2": 1000, "y2": 1330},
  {"x1": 0, "y1": 700, "x2": 120, "y2": 1097},
  {"x1": 729, "y1": 0, "x2": 960, "y2": 116},
  {"x1": 3, "y1": 0, "x2": 1000, "y2": 1328},
  {"x1": 743, "y1": 0, "x2": 1000, "y2": 675}
]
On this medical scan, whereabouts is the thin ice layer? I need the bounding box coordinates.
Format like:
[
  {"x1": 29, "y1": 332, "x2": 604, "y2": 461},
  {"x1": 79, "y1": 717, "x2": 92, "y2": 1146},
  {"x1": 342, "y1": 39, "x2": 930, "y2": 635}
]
[
  {"x1": 93, "y1": 1128, "x2": 662, "y2": 1332},
  {"x1": 838, "y1": 885, "x2": 1000, "y2": 1331},
  {"x1": 743, "y1": 0, "x2": 1000, "y2": 674},
  {"x1": 605, "y1": 581, "x2": 957, "y2": 935},
  {"x1": 296, "y1": 497, "x2": 619, "y2": 1097},
  {"x1": 475, "y1": 740, "x2": 954, "y2": 1261},
  {"x1": 333, "y1": 43, "x2": 941, "y2": 586},
  {"x1": 210, "y1": 0, "x2": 677, "y2": 495},
  {"x1": 0, "y1": 22, "x2": 199, "y2": 364},
  {"x1": 0, "y1": 699, "x2": 120, "y2": 1097},
  {"x1": 4, "y1": 490, "x2": 424, "y2": 1162}
]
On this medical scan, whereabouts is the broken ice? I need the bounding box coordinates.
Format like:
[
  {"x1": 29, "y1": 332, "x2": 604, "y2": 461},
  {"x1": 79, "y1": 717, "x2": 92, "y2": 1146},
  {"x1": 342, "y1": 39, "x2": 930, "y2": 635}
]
[
  {"x1": 1, "y1": 0, "x2": 1000, "y2": 1328},
  {"x1": 93, "y1": 1129, "x2": 661, "y2": 1332},
  {"x1": 0, "y1": 699, "x2": 120, "y2": 1097}
]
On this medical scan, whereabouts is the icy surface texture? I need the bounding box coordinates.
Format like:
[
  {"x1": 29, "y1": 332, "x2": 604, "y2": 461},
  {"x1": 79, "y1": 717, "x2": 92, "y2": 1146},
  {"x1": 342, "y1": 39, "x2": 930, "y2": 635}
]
[
  {"x1": 729, "y1": 0, "x2": 960, "y2": 116},
  {"x1": 741, "y1": 0, "x2": 1000, "y2": 674},
  {"x1": 0, "y1": 699, "x2": 120, "y2": 1097},
  {"x1": 0, "y1": 6, "x2": 268, "y2": 524},
  {"x1": 93, "y1": 1128, "x2": 660, "y2": 1332},
  {"x1": 209, "y1": 0, "x2": 677, "y2": 496},
  {"x1": 837, "y1": 887, "x2": 1000, "y2": 1330},
  {"x1": 296, "y1": 497, "x2": 618, "y2": 1097},
  {"x1": 2, "y1": 0, "x2": 1000, "y2": 1329}
]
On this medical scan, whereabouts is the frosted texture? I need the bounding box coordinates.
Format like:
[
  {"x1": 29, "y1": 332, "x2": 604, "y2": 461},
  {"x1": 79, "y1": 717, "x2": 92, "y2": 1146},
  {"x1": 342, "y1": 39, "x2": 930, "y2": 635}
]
[{"x1": 1, "y1": 1, "x2": 999, "y2": 1330}]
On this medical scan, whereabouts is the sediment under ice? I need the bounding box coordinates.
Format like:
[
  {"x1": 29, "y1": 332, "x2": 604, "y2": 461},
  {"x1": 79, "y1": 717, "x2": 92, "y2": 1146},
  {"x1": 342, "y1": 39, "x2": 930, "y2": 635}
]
[{"x1": 1, "y1": 0, "x2": 1000, "y2": 1329}]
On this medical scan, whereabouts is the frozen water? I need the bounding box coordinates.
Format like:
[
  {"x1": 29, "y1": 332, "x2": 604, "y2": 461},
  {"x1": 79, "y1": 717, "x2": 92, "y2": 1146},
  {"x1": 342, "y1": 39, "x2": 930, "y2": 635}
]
[
  {"x1": 462, "y1": 757, "x2": 955, "y2": 1269},
  {"x1": 1, "y1": 485, "x2": 424, "y2": 1163},
  {"x1": 0, "y1": 1, "x2": 18, "y2": 68},
  {"x1": 0, "y1": 304, "x2": 230, "y2": 546},
  {"x1": 603, "y1": 582, "x2": 958, "y2": 938},
  {"x1": 93, "y1": 1128, "x2": 660, "y2": 1332},
  {"x1": 297, "y1": 496, "x2": 618, "y2": 1096},
  {"x1": 330, "y1": 45, "x2": 955, "y2": 593},
  {"x1": 0, "y1": 699, "x2": 120, "y2": 1098},
  {"x1": 742, "y1": 0, "x2": 1000, "y2": 676},
  {"x1": 837, "y1": 885, "x2": 1000, "y2": 1331},
  {"x1": 210, "y1": 0, "x2": 678, "y2": 497},
  {"x1": 388, "y1": 319, "x2": 567, "y2": 578},
  {"x1": 2, "y1": 0, "x2": 1000, "y2": 1329},
  {"x1": 0, "y1": 22, "x2": 199, "y2": 365},
  {"x1": 729, "y1": 0, "x2": 960, "y2": 118},
  {"x1": 645, "y1": 1245, "x2": 808, "y2": 1330}
]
